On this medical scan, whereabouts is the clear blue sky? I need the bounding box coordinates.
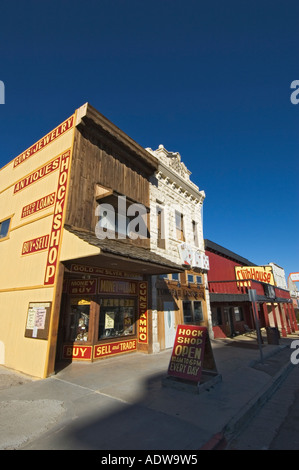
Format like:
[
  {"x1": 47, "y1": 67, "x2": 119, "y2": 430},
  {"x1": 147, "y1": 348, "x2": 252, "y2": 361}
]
[{"x1": 0, "y1": 0, "x2": 298, "y2": 280}]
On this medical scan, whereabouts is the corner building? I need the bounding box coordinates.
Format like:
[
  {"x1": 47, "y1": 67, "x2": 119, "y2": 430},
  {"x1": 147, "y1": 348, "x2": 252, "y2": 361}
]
[{"x1": 0, "y1": 103, "x2": 182, "y2": 378}]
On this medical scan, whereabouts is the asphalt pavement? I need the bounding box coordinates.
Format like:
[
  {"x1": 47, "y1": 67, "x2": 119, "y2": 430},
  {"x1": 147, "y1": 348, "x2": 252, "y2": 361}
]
[{"x1": 0, "y1": 331, "x2": 298, "y2": 451}]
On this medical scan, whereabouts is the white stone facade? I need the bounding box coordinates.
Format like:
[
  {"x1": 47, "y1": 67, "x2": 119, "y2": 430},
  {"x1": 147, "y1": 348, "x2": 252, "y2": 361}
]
[
  {"x1": 146, "y1": 145, "x2": 212, "y2": 350},
  {"x1": 147, "y1": 145, "x2": 206, "y2": 261},
  {"x1": 268, "y1": 262, "x2": 288, "y2": 290}
]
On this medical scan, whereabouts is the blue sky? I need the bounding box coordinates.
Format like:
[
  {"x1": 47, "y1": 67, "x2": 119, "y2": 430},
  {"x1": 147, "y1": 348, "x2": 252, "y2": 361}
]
[{"x1": 0, "y1": 0, "x2": 298, "y2": 280}]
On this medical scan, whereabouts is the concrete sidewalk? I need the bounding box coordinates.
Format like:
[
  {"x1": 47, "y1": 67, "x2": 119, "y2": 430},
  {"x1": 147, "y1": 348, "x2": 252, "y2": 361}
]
[{"x1": 0, "y1": 333, "x2": 297, "y2": 450}]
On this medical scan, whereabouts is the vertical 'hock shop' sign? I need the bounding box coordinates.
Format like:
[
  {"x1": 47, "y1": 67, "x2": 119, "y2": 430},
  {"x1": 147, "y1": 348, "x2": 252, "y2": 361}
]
[{"x1": 167, "y1": 325, "x2": 207, "y2": 383}]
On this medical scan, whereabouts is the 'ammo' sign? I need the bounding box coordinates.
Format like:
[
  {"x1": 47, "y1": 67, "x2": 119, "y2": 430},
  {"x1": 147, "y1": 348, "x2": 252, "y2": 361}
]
[{"x1": 167, "y1": 325, "x2": 207, "y2": 383}]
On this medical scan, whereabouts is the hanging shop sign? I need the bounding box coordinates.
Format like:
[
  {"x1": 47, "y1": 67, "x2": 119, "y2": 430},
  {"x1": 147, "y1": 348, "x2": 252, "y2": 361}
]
[
  {"x1": 62, "y1": 345, "x2": 92, "y2": 361},
  {"x1": 235, "y1": 265, "x2": 275, "y2": 286},
  {"x1": 21, "y1": 192, "x2": 56, "y2": 218},
  {"x1": 178, "y1": 243, "x2": 209, "y2": 270},
  {"x1": 156, "y1": 282, "x2": 205, "y2": 300},
  {"x1": 13, "y1": 115, "x2": 74, "y2": 168},
  {"x1": 21, "y1": 234, "x2": 49, "y2": 255},
  {"x1": 44, "y1": 149, "x2": 71, "y2": 285},
  {"x1": 13, "y1": 156, "x2": 60, "y2": 194},
  {"x1": 94, "y1": 339, "x2": 137, "y2": 359},
  {"x1": 98, "y1": 278, "x2": 138, "y2": 295},
  {"x1": 70, "y1": 263, "x2": 141, "y2": 279},
  {"x1": 67, "y1": 279, "x2": 97, "y2": 295},
  {"x1": 24, "y1": 302, "x2": 52, "y2": 340},
  {"x1": 138, "y1": 281, "x2": 148, "y2": 344},
  {"x1": 290, "y1": 273, "x2": 299, "y2": 282},
  {"x1": 167, "y1": 325, "x2": 207, "y2": 383}
]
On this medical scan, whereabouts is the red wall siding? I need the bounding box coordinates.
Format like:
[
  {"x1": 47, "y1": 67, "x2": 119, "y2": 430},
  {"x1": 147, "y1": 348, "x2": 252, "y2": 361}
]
[{"x1": 206, "y1": 251, "x2": 245, "y2": 282}]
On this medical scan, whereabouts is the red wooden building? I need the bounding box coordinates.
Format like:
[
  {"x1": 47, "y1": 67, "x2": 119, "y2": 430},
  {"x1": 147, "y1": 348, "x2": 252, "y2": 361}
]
[{"x1": 205, "y1": 240, "x2": 298, "y2": 339}]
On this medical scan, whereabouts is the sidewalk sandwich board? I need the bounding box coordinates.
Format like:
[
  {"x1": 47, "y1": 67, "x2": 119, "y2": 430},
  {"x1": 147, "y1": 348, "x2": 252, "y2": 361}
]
[{"x1": 164, "y1": 325, "x2": 220, "y2": 393}]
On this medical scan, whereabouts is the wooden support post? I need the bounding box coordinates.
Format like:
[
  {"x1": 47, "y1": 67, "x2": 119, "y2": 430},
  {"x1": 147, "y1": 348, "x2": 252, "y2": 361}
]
[
  {"x1": 271, "y1": 303, "x2": 279, "y2": 329},
  {"x1": 277, "y1": 303, "x2": 287, "y2": 337},
  {"x1": 262, "y1": 302, "x2": 270, "y2": 327},
  {"x1": 283, "y1": 303, "x2": 292, "y2": 334}
]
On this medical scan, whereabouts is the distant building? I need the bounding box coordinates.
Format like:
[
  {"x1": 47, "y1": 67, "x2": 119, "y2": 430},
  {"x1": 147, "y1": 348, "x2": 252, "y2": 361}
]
[
  {"x1": 288, "y1": 276, "x2": 299, "y2": 314},
  {"x1": 205, "y1": 240, "x2": 298, "y2": 339},
  {"x1": 268, "y1": 262, "x2": 288, "y2": 290}
]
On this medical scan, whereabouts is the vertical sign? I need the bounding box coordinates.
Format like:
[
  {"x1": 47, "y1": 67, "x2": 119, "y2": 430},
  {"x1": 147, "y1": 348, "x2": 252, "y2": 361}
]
[
  {"x1": 138, "y1": 281, "x2": 148, "y2": 344},
  {"x1": 167, "y1": 325, "x2": 207, "y2": 383},
  {"x1": 44, "y1": 149, "x2": 71, "y2": 285}
]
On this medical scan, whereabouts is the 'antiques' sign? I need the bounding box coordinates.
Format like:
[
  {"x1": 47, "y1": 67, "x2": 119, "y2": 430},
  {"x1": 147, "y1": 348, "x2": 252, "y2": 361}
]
[{"x1": 168, "y1": 325, "x2": 207, "y2": 383}]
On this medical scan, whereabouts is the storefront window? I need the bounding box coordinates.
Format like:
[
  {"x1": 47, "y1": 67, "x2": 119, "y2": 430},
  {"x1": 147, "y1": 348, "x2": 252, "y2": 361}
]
[
  {"x1": 234, "y1": 306, "x2": 244, "y2": 322},
  {"x1": 183, "y1": 300, "x2": 204, "y2": 324},
  {"x1": 194, "y1": 301, "x2": 204, "y2": 322},
  {"x1": 212, "y1": 307, "x2": 222, "y2": 326},
  {"x1": 183, "y1": 301, "x2": 192, "y2": 323},
  {"x1": 99, "y1": 298, "x2": 136, "y2": 340},
  {"x1": 69, "y1": 302, "x2": 90, "y2": 342}
]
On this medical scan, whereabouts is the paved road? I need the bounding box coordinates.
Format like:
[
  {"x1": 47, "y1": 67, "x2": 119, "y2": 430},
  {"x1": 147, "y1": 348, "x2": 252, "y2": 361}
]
[{"x1": 227, "y1": 364, "x2": 299, "y2": 450}]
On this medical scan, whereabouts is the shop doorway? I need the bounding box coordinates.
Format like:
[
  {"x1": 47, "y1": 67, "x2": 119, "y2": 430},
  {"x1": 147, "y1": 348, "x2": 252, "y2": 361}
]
[
  {"x1": 164, "y1": 301, "x2": 176, "y2": 349},
  {"x1": 223, "y1": 307, "x2": 236, "y2": 337}
]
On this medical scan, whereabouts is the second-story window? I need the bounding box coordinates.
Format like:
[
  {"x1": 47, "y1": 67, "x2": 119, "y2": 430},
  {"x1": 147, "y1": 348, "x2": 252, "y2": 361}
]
[
  {"x1": 0, "y1": 217, "x2": 11, "y2": 240},
  {"x1": 157, "y1": 206, "x2": 165, "y2": 249},
  {"x1": 175, "y1": 211, "x2": 185, "y2": 241},
  {"x1": 192, "y1": 220, "x2": 199, "y2": 247}
]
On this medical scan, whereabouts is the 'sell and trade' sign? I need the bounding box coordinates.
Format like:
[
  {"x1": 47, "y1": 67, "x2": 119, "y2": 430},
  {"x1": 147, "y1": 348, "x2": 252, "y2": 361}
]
[{"x1": 167, "y1": 325, "x2": 207, "y2": 383}]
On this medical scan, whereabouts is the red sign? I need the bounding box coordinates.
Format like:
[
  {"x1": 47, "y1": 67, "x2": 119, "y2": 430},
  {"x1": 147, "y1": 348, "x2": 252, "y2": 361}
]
[
  {"x1": 13, "y1": 157, "x2": 60, "y2": 194},
  {"x1": 138, "y1": 281, "x2": 148, "y2": 344},
  {"x1": 63, "y1": 345, "x2": 92, "y2": 360},
  {"x1": 21, "y1": 192, "x2": 56, "y2": 218},
  {"x1": 168, "y1": 325, "x2": 207, "y2": 383},
  {"x1": 13, "y1": 115, "x2": 74, "y2": 168},
  {"x1": 21, "y1": 234, "x2": 49, "y2": 255},
  {"x1": 44, "y1": 150, "x2": 71, "y2": 285},
  {"x1": 94, "y1": 339, "x2": 137, "y2": 359},
  {"x1": 68, "y1": 279, "x2": 97, "y2": 295}
]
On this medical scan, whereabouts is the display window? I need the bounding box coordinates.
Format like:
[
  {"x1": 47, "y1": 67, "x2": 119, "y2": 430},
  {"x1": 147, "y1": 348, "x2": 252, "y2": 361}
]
[
  {"x1": 98, "y1": 297, "x2": 136, "y2": 340},
  {"x1": 68, "y1": 299, "x2": 91, "y2": 342},
  {"x1": 183, "y1": 300, "x2": 204, "y2": 324}
]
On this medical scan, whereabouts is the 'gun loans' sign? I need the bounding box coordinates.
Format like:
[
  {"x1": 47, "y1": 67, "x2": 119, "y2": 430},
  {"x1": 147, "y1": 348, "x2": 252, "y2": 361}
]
[{"x1": 167, "y1": 325, "x2": 207, "y2": 383}]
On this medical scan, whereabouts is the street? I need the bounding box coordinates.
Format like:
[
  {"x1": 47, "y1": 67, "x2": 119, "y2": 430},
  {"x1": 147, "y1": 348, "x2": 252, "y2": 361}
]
[{"x1": 226, "y1": 363, "x2": 299, "y2": 450}]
